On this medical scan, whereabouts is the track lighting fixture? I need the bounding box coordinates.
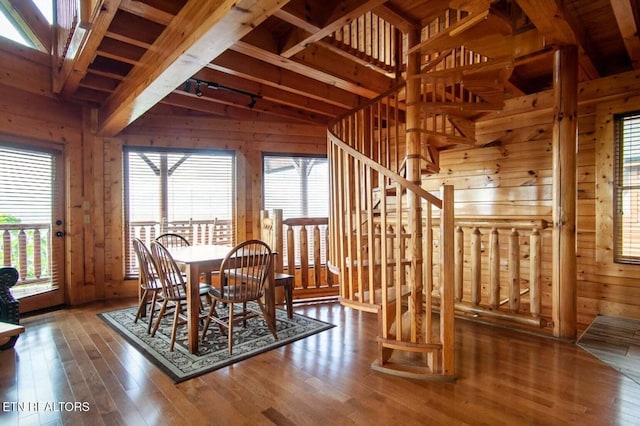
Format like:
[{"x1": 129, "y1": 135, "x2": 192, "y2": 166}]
[{"x1": 183, "y1": 77, "x2": 262, "y2": 108}]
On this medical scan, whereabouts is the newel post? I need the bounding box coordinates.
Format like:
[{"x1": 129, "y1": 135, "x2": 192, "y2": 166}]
[
  {"x1": 551, "y1": 45, "x2": 578, "y2": 339},
  {"x1": 406, "y1": 28, "x2": 424, "y2": 341}
]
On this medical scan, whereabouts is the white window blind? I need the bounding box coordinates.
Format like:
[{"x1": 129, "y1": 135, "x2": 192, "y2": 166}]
[
  {"x1": 0, "y1": 145, "x2": 54, "y2": 282},
  {"x1": 615, "y1": 112, "x2": 640, "y2": 263},
  {"x1": 124, "y1": 148, "x2": 235, "y2": 276},
  {"x1": 263, "y1": 155, "x2": 328, "y2": 266},
  {"x1": 263, "y1": 156, "x2": 328, "y2": 217}
]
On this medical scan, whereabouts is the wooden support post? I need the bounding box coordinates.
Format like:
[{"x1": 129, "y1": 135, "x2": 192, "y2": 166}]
[
  {"x1": 440, "y1": 185, "x2": 455, "y2": 377},
  {"x1": 405, "y1": 28, "x2": 424, "y2": 342},
  {"x1": 552, "y1": 46, "x2": 578, "y2": 340}
]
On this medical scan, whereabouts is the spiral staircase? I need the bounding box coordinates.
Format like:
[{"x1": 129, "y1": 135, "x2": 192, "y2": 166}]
[{"x1": 327, "y1": 6, "x2": 514, "y2": 380}]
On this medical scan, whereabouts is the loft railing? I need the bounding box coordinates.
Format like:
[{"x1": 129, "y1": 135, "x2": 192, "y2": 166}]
[
  {"x1": 260, "y1": 210, "x2": 337, "y2": 301},
  {"x1": 431, "y1": 217, "x2": 553, "y2": 329},
  {"x1": 326, "y1": 11, "x2": 401, "y2": 75}
]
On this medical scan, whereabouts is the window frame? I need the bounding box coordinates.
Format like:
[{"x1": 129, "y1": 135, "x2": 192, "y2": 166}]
[
  {"x1": 596, "y1": 97, "x2": 640, "y2": 278},
  {"x1": 123, "y1": 146, "x2": 236, "y2": 277},
  {"x1": 261, "y1": 153, "x2": 329, "y2": 267},
  {"x1": 613, "y1": 111, "x2": 640, "y2": 264},
  {"x1": 261, "y1": 153, "x2": 329, "y2": 218}
]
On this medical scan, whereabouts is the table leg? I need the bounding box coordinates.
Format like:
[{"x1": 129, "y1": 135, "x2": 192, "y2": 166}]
[
  {"x1": 265, "y1": 259, "x2": 276, "y2": 329},
  {"x1": 187, "y1": 264, "x2": 200, "y2": 354}
]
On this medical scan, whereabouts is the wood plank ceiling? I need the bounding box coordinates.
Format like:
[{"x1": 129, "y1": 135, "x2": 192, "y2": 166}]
[{"x1": 7, "y1": 0, "x2": 638, "y2": 136}]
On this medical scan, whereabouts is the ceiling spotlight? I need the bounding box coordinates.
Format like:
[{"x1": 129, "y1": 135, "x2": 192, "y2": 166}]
[{"x1": 195, "y1": 86, "x2": 203, "y2": 97}]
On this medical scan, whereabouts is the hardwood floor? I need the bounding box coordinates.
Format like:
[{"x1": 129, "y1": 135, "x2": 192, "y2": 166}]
[{"x1": 1, "y1": 299, "x2": 639, "y2": 425}]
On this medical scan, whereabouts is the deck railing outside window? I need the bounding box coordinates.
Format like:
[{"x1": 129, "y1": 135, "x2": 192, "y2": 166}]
[{"x1": 0, "y1": 223, "x2": 52, "y2": 295}]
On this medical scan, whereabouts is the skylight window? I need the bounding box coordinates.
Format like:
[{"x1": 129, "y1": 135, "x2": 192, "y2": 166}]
[
  {"x1": 0, "y1": 0, "x2": 53, "y2": 49},
  {"x1": 0, "y1": 11, "x2": 31, "y2": 47},
  {"x1": 33, "y1": 0, "x2": 53, "y2": 25}
]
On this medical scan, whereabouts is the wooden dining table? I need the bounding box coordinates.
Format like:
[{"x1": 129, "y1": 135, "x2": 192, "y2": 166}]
[{"x1": 168, "y1": 244, "x2": 276, "y2": 354}]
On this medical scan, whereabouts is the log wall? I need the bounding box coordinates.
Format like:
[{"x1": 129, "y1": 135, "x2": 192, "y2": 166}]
[
  {"x1": 423, "y1": 70, "x2": 640, "y2": 328},
  {"x1": 2, "y1": 34, "x2": 640, "y2": 327}
]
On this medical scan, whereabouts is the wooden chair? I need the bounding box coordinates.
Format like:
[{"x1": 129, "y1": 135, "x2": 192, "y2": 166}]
[
  {"x1": 200, "y1": 240, "x2": 277, "y2": 354},
  {"x1": 156, "y1": 232, "x2": 213, "y2": 303},
  {"x1": 132, "y1": 238, "x2": 163, "y2": 334},
  {"x1": 260, "y1": 210, "x2": 295, "y2": 318},
  {"x1": 274, "y1": 272, "x2": 294, "y2": 319},
  {"x1": 150, "y1": 241, "x2": 211, "y2": 351},
  {"x1": 156, "y1": 233, "x2": 190, "y2": 248}
]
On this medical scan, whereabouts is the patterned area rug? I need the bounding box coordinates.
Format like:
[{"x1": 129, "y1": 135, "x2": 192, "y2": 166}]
[
  {"x1": 577, "y1": 315, "x2": 640, "y2": 386},
  {"x1": 99, "y1": 303, "x2": 334, "y2": 383}
]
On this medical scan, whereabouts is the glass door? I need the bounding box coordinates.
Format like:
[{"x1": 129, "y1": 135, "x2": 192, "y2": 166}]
[{"x1": 0, "y1": 144, "x2": 65, "y2": 312}]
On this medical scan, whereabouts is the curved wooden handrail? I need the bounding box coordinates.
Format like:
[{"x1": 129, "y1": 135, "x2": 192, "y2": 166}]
[{"x1": 327, "y1": 131, "x2": 442, "y2": 208}]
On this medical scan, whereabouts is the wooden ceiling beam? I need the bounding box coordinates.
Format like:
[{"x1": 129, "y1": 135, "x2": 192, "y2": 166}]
[
  {"x1": 97, "y1": 0, "x2": 287, "y2": 136},
  {"x1": 610, "y1": 0, "x2": 640, "y2": 69},
  {"x1": 118, "y1": 0, "x2": 174, "y2": 25},
  {"x1": 163, "y1": 91, "x2": 328, "y2": 124},
  {"x1": 278, "y1": 0, "x2": 387, "y2": 58},
  {"x1": 192, "y1": 68, "x2": 348, "y2": 117},
  {"x1": 370, "y1": 4, "x2": 420, "y2": 33},
  {"x1": 162, "y1": 92, "x2": 266, "y2": 121},
  {"x1": 0, "y1": 0, "x2": 50, "y2": 53},
  {"x1": 273, "y1": 8, "x2": 322, "y2": 33},
  {"x1": 293, "y1": 43, "x2": 393, "y2": 94},
  {"x1": 232, "y1": 39, "x2": 390, "y2": 98},
  {"x1": 209, "y1": 50, "x2": 363, "y2": 109},
  {"x1": 515, "y1": 0, "x2": 600, "y2": 79}
]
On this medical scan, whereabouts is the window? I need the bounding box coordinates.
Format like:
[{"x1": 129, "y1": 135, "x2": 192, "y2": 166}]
[
  {"x1": 263, "y1": 155, "x2": 328, "y2": 217},
  {"x1": 0, "y1": 144, "x2": 64, "y2": 303},
  {"x1": 124, "y1": 148, "x2": 235, "y2": 276},
  {"x1": 0, "y1": 0, "x2": 53, "y2": 49},
  {"x1": 263, "y1": 155, "x2": 329, "y2": 266},
  {"x1": 614, "y1": 112, "x2": 640, "y2": 263}
]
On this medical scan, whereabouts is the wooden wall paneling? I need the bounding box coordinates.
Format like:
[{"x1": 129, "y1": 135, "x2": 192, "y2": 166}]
[
  {"x1": 127, "y1": 114, "x2": 328, "y2": 136},
  {"x1": 80, "y1": 107, "x2": 97, "y2": 301},
  {"x1": 66, "y1": 125, "x2": 86, "y2": 305},
  {"x1": 0, "y1": 41, "x2": 52, "y2": 97},
  {"x1": 235, "y1": 139, "x2": 248, "y2": 242},
  {"x1": 595, "y1": 94, "x2": 640, "y2": 267},
  {"x1": 432, "y1": 53, "x2": 640, "y2": 326},
  {"x1": 247, "y1": 141, "x2": 262, "y2": 241},
  {"x1": 104, "y1": 136, "x2": 134, "y2": 297},
  {"x1": 90, "y1": 108, "x2": 106, "y2": 298}
]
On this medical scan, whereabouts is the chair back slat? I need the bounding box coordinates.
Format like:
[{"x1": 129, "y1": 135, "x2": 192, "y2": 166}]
[
  {"x1": 150, "y1": 241, "x2": 187, "y2": 300},
  {"x1": 132, "y1": 238, "x2": 158, "y2": 288},
  {"x1": 219, "y1": 240, "x2": 271, "y2": 302},
  {"x1": 156, "y1": 233, "x2": 190, "y2": 248}
]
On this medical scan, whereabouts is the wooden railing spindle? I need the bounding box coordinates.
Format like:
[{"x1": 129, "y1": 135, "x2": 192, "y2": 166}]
[
  {"x1": 455, "y1": 225, "x2": 463, "y2": 302},
  {"x1": 489, "y1": 227, "x2": 500, "y2": 309},
  {"x1": 530, "y1": 228, "x2": 541, "y2": 317},
  {"x1": 470, "y1": 227, "x2": 481, "y2": 305},
  {"x1": 509, "y1": 228, "x2": 520, "y2": 312},
  {"x1": 18, "y1": 230, "x2": 27, "y2": 281}
]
